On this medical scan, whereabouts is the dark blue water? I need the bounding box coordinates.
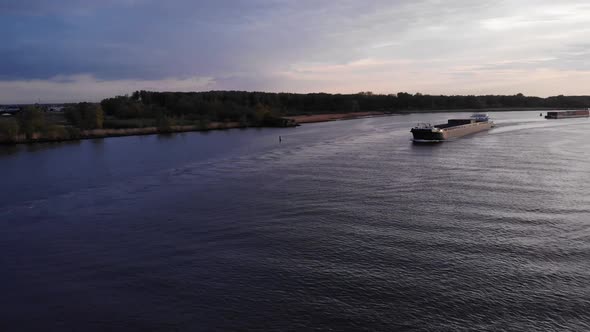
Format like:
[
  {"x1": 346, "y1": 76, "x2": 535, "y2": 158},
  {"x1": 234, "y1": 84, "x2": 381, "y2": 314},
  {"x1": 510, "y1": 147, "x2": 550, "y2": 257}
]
[{"x1": 1, "y1": 111, "x2": 589, "y2": 331}]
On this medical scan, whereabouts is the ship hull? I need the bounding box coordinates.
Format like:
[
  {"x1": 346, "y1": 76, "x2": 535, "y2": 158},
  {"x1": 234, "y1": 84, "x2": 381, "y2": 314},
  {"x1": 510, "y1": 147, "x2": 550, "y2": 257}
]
[
  {"x1": 545, "y1": 110, "x2": 590, "y2": 119},
  {"x1": 411, "y1": 121, "x2": 493, "y2": 142}
]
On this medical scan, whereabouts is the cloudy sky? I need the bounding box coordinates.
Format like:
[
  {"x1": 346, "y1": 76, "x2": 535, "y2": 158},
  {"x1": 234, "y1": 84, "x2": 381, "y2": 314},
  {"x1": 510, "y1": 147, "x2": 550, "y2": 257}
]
[{"x1": 1, "y1": 0, "x2": 589, "y2": 103}]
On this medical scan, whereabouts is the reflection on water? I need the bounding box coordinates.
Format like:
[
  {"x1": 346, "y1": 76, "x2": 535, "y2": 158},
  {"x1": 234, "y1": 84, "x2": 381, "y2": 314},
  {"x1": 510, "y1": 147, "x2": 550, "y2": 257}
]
[
  {"x1": 156, "y1": 132, "x2": 177, "y2": 140},
  {"x1": 1, "y1": 111, "x2": 589, "y2": 331},
  {"x1": 0, "y1": 144, "x2": 19, "y2": 157}
]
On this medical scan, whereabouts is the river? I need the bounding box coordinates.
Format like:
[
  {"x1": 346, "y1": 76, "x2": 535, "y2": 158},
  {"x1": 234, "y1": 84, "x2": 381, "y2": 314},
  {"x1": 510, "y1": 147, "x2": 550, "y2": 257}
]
[{"x1": 1, "y1": 111, "x2": 589, "y2": 331}]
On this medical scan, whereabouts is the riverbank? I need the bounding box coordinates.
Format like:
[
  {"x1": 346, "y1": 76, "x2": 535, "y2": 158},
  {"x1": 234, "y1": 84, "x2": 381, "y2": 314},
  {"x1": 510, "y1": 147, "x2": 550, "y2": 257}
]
[
  {"x1": 0, "y1": 107, "x2": 564, "y2": 144},
  {"x1": 284, "y1": 107, "x2": 564, "y2": 124},
  {"x1": 0, "y1": 111, "x2": 394, "y2": 144},
  {"x1": 0, "y1": 122, "x2": 245, "y2": 144},
  {"x1": 1, "y1": 112, "x2": 389, "y2": 144},
  {"x1": 284, "y1": 111, "x2": 387, "y2": 123}
]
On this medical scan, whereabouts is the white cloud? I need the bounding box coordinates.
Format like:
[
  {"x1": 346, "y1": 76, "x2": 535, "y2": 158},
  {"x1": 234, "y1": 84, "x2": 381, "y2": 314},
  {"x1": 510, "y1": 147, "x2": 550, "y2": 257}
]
[
  {"x1": 254, "y1": 0, "x2": 590, "y2": 96},
  {"x1": 2, "y1": 0, "x2": 590, "y2": 100},
  {"x1": 274, "y1": 57, "x2": 590, "y2": 97}
]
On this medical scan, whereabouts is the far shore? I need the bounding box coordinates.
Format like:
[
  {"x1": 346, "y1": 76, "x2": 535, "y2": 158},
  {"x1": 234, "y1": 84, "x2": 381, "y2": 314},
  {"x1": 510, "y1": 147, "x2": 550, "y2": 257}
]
[
  {"x1": 284, "y1": 107, "x2": 571, "y2": 124},
  {"x1": 0, "y1": 107, "x2": 570, "y2": 145},
  {"x1": 284, "y1": 111, "x2": 386, "y2": 123}
]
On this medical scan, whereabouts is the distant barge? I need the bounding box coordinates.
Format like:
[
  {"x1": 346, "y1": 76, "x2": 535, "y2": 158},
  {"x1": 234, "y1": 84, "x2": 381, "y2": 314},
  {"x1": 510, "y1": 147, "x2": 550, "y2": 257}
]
[
  {"x1": 545, "y1": 110, "x2": 589, "y2": 119},
  {"x1": 411, "y1": 114, "x2": 494, "y2": 142}
]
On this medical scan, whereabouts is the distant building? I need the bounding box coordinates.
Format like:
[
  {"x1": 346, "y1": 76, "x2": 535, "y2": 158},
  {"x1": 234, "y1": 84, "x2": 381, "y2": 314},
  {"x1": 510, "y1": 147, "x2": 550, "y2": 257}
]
[
  {"x1": 0, "y1": 106, "x2": 21, "y2": 115},
  {"x1": 47, "y1": 106, "x2": 65, "y2": 112}
]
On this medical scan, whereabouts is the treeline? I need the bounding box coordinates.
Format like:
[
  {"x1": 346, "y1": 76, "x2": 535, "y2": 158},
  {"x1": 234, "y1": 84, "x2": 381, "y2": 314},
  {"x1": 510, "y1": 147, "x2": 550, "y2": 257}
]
[
  {"x1": 64, "y1": 102, "x2": 104, "y2": 130},
  {"x1": 101, "y1": 91, "x2": 590, "y2": 121},
  {"x1": 100, "y1": 91, "x2": 292, "y2": 129},
  {"x1": 0, "y1": 103, "x2": 103, "y2": 142},
  {"x1": 2, "y1": 91, "x2": 590, "y2": 143}
]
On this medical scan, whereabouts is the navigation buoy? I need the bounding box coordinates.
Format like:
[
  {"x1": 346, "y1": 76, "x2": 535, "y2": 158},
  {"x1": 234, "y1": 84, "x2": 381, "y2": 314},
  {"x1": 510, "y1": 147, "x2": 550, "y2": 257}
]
[{"x1": 279, "y1": 136, "x2": 282, "y2": 143}]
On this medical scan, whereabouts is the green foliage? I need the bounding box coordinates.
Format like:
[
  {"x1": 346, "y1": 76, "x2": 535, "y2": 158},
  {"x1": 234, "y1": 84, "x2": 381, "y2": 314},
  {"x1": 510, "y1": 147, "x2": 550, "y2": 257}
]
[
  {"x1": 17, "y1": 106, "x2": 45, "y2": 139},
  {"x1": 101, "y1": 96, "x2": 145, "y2": 119},
  {"x1": 351, "y1": 100, "x2": 360, "y2": 112},
  {"x1": 42, "y1": 124, "x2": 69, "y2": 140},
  {"x1": 96, "y1": 106, "x2": 104, "y2": 129},
  {"x1": 0, "y1": 118, "x2": 20, "y2": 141},
  {"x1": 103, "y1": 118, "x2": 154, "y2": 129},
  {"x1": 253, "y1": 103, "x2": 283, "y2": 126},
  {"x1": 65, "y1": 102, "x2": 104, "y2": 130},
  {"x1": 198, "y1": 117, "x2": 210, "y2": 130},
  {"x1": 155, "y1": 111, "x2": 174, "y2": 132},
  {"x1": 254, "y1": 103, "x2": 271, "y2": 123},
  {"x1": 95, "y1": 90, "x2": 590, "y2": 130},
  {"x1": 66, "y1": 126, "x2": 81, "y2": 138}
]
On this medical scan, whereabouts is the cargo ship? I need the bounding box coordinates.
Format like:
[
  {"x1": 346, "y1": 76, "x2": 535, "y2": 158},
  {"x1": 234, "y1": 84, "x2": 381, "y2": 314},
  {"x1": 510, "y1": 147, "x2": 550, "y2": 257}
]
[
  {"x1": 545, "y1": 109, "x2": 589, "y2": 119},
  {"x1": 411, "y1": 114, "x2": 494, "y2": 142}
]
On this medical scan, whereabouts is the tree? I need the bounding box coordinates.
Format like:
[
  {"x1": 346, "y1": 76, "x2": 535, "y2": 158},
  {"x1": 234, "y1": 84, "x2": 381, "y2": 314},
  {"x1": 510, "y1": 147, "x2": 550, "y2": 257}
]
[
  {"x1": 0, "y1": 118, "x2": 20, "y2": 142},
  {"x1": 95, "y1": 90, "x2": 590, "y2": 130},
  {"x1": 155, "y1": 108, "x2": 173, "y2": 132},
  {"x1": 65, "y1": 103, "x2": 104, "y2": 129},
  {"x1": 351, "y1": 100, "x2": 360, "y2": 112},
  {"x1": 17, "y1": 106, "x2": 45, "y2": 139},
  {"x1": 94, "y1": 105, "x2": 105, "y2": 129},
  {"x1": 254, "y1": 103, "x2": 272, "y2": 124}
]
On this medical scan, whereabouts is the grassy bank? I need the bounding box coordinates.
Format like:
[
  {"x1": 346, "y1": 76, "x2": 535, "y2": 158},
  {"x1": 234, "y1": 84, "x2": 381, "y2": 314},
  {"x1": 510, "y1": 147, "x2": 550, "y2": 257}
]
[
  {"x1": 0, "y1": 120, "x2": 247, "y2": 144},
  {"x1": 0, "y1": 106, "x2": 572, "y2": 145}
]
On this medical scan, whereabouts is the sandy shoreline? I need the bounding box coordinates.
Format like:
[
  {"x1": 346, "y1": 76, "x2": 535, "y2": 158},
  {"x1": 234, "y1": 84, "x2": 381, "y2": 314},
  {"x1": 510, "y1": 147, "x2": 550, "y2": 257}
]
[{"x1": 284, "y1": 111, "x2": 387, "y2": 123}]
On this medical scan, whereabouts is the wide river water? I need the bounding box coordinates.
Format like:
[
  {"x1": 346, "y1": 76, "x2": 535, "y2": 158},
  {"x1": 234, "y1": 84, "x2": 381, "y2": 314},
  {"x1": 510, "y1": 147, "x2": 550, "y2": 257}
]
[{"x1": 1, "y1": 111, "x2": 589, "y2": 331}]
